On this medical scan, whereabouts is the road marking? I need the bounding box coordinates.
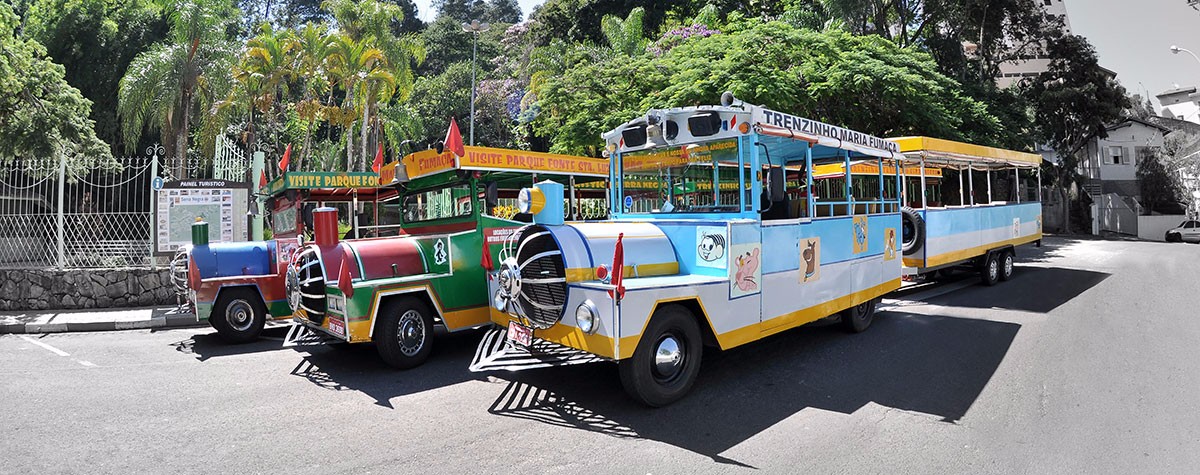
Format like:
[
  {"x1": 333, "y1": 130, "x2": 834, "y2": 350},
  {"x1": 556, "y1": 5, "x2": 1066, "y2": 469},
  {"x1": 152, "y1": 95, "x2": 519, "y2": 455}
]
[
  {"x1": 19, "y1": 335, "x2": 70, "y2": 357},
  {"x1": 77, "y1": 360, "x2": 96, "y2": 367}
]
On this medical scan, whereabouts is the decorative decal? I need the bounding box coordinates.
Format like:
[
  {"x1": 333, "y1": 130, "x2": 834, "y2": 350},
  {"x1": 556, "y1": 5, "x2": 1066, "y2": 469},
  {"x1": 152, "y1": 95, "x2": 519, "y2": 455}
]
[
  {"x1": 1012, "y1": 218, "x2": 1021, "y2": 239},
  {"x1": 729, "y1": 244, "x2": 761, "y2": 298},
  {"x1": 433, "y1": 239, "x2": 448, "y2": 266},
  {"x1": 800, "y1": 237, "x2": 821, "y2": 283},
  {"x1": 1037, "y1": 215, "x2": 1043, "y2": 232},
  {"x1": 696, "y1": 227, "x2": 727, "y2": 269},
  {"x1": 884, "y1": 228, "x2": 897, "y2": 261},
  {"x1": 852, "y1": 215, "x2": 869, "y2": 254}
]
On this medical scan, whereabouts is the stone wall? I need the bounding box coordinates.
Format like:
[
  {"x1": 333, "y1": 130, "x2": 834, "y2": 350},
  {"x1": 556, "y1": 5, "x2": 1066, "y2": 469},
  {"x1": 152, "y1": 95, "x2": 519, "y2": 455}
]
[{"x1": 0, "y1": 268, "x2": 176, "y2": 311}]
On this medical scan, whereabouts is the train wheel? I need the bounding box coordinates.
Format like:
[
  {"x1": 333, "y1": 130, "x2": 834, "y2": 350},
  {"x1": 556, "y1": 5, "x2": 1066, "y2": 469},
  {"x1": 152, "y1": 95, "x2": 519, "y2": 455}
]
[
  {"x1": 981, "y1": 252, "x2": 1001, "y2": 286},
  {"x1": 376, "y1": 297, "x2": 435, "y2": 369},
  {"x1": 619, "y1": 305, "x2": 703, "y2": 407},
  {"x1": 840, "y1": 297, "x2": 878, "y2": 333},
  {"x1": 211, "y1": 288, "x2": 267, "y2": 344},
  {"x1": 999, "y1": 250, "x2": 1015, "y2": 282}
]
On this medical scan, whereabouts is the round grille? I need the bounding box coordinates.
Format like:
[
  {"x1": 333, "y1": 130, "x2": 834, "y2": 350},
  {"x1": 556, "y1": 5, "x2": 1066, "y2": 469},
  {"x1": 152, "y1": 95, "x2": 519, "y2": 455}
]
[
  {"x1": 515, "y1": 226, "x2": 568, "y2": 329},
  {"x1": 291, "y1": 247, "x2": 328, "y2": 324},
  {"x1": 169, "y1": 248, "x2": 190, "y2": 295}
]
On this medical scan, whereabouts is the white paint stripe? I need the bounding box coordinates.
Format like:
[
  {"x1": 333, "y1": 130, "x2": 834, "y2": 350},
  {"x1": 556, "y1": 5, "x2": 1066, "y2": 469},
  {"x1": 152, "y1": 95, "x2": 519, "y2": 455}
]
[
  {"x1": 77, "y1": 360, "x2": 96, "y2": 367},
  {"x1": 19, "y1": 335, "x2": 70, "y2": 357}
]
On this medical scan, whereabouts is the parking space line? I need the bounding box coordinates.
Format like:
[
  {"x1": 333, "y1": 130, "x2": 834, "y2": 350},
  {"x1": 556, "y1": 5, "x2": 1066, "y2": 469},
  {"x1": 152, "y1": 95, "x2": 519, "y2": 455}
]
[{"x1": 20, "y1": 335, "x2": 70, "y2": 357}]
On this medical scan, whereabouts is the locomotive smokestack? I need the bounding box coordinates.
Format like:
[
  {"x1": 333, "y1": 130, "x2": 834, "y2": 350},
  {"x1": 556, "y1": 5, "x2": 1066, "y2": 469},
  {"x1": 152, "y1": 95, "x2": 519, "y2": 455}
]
[
  {"x1": 191, "y1": 218, "x2": 209, "y2": 246},
  {"x1": 313, "y1": 207, "x2": 339, "y2": 247}
]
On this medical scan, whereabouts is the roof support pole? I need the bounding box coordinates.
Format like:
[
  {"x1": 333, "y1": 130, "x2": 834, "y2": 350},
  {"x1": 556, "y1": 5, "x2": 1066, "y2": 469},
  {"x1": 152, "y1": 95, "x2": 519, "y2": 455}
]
[
  {"x1": 968, "y1": 164, "x2": 975, "y2": 206},
  {"x1": 987, "y1": 168, "x2": 992, "y2": 204},
  {"x1": 920, "y1": 158, "x2": 928, "y2": 210}
]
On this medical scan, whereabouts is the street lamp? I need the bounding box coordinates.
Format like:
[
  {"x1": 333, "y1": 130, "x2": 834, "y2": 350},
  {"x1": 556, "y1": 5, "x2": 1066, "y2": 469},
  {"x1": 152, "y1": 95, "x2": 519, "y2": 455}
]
[
  {"x1": 462, "y1": 19, "x2": 490, "y2": 146},
  {"x1": 1171, "y1": 45, "x2": 1200, "y2": 67}
]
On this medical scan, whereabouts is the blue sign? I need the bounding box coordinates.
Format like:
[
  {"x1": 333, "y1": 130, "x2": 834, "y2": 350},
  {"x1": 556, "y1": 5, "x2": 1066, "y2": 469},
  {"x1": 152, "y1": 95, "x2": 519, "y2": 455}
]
[
  {"x1": 151, "y1": 176, "x2": 164, "y2": 191},
  {"x1": 623, "y1": 195, "x2": 633, "y2": 209}
]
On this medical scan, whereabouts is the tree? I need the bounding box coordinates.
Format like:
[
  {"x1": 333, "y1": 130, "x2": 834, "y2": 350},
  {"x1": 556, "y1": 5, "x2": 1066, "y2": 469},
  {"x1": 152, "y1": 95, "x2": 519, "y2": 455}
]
[
  {"x1": 484, "y1": 0, "x2": 521, "y2": 24},
  {"x1": 1025, "y1": 35, "x2": 1130, "y2": 233},
  {"x1": 234, "y1": 24, "x2": 298, "y2": 176},
  {"x1": 117, "y1": 0, "x2": 238, "y2": 178},
  {"x1": 529, "y1": 21, "x2": 1005, "y2": 155},
  {"x1": 0, "y1": 2, "x2": 115, "y2": 171},
  {"x1": 324, "y1": 33, "x2": 388, "y2": 170},
  {"x1": 600, "y1": 6, "x2": 646, "y2": 56},
  {"x1": 1125, "y1": 93, "x2": 1157, "y2": 120},
  {"x1": 22, "y1": 0, "x2": 167, "y2": 153},
  {"x1": 1137, "y1": 148, "x2": 1182, "y2": 214}
]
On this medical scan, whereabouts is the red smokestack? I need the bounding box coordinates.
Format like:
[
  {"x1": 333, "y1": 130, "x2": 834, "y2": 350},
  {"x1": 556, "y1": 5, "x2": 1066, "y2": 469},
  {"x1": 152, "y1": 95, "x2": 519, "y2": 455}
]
[{"x1": 313, "y1": 207, "x2": 339, "y2": 247}]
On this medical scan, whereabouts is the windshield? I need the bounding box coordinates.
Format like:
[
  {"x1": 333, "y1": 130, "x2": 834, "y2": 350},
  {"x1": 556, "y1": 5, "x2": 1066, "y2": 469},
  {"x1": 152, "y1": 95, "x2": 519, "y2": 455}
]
[
  {"x1": 402, "y1": 183, "x2": 473, "y2": 223},
  {"x1": 618, "y1": 138, "x2": 743, "y2": 214}
]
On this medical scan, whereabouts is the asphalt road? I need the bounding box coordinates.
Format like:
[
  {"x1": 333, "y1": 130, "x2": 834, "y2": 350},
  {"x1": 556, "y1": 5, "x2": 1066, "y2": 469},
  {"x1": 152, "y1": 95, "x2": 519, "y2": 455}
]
[{"x1": 2, "y1": 236, "x2": 1198, "y2": 474}]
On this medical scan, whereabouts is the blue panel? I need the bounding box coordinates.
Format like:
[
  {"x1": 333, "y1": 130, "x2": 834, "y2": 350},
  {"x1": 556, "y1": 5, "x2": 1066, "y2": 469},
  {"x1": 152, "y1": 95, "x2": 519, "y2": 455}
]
[
  {"x1": 761, "y1": 224, "x2": 799, "y2": 274},
  {"x1": 196, "y1": 241, "x2": 273, "y2": 278},
  {"x1": 925, "y1": 203, "x2": 1041, "y2": 239},
  {"x1": 655, "y1": 223, "x2": 722, "y2": 277}
]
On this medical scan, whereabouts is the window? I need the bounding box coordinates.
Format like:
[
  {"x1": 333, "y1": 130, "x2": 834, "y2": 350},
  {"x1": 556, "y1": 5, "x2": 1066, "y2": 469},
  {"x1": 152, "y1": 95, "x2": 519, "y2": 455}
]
[
  {"x1": 619, "y1": 138, "x2": 742, "y2": 214},
  {"x1": 402, "y1": 183, "x2": 473, "y2": 223},
  {"x1": 1107, "y1": 146, "x2": 1125, "y2": 165}
]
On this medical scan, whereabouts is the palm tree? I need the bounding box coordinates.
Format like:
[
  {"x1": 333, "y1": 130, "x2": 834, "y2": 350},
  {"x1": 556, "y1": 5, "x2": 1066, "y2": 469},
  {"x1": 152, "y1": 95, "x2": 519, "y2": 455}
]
[
  {"x1": 325, "y1": 33, "x2": 387, "y2": 171},
  {"x1": 235, "y1": 24, "x2": 298, "y2": 177},
  {"x1": 293, "y1": 22, "x2": 332, "y2": 171},
  {"x1": 600, "y1": 7, "x2": 647, "y2": 56},
  {"x1": 118, "y1": 0, "x2": 235, "y2": 179}
]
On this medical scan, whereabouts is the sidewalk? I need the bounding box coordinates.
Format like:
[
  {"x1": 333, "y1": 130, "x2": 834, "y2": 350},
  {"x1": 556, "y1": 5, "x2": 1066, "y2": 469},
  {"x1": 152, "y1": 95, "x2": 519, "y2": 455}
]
[{"x1": 0, "y1": 306, "x2": 202, "y2": 334}]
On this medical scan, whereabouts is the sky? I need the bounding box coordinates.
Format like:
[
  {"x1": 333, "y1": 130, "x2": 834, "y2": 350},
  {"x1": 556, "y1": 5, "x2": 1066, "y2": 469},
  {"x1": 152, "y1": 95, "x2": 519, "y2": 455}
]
[
  {"x1": 1066, "y1": 0, "x2": 1200, "y2": 109},
  {"x1": 411, "y1": 0, "x2": 1198, "y2": 110}
]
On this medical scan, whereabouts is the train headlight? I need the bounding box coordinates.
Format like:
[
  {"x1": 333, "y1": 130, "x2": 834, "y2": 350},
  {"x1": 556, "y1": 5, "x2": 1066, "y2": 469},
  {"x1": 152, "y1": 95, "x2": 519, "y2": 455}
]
[
  {"x1": 576, "y1": 300, "x2": 599, "y2": 334},
  {"x1": 517, "y1": 187, "x2": 546, "y2": 215}
]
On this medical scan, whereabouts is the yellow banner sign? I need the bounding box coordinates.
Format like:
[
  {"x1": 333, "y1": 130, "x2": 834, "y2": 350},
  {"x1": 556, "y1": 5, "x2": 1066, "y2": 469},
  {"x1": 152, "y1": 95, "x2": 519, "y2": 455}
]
[
  {"x1": 622, "y1": 139, "x2": 738, "y2": 172},
  {"x1": 402, "y1": 146, "x2": 609, "y2": 181}
]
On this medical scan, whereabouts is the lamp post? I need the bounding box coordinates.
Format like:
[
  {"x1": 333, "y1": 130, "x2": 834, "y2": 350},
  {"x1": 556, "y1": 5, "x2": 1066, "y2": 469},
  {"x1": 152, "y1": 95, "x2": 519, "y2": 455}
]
[
  {"x1": 462, "y1": 19, "x2": 490, "y2": 146},
  {"x1": 1171, "y1": 45, "x2": 1200, "y2": 67}
]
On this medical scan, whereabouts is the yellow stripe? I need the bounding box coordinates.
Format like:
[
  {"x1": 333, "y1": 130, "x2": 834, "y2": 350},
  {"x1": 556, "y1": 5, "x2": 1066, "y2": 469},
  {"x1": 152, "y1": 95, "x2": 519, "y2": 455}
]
[
  {"x1": 564, "y1": 262, "x2": 679, "y2": 283},
  {"x1": 891, "y1": 136, "x2": 1042, "y2": 166},
  {"x1": 921, "y1": 233, "x2": 1042, "y2": 269},
  {"x1": 491, "y1": 280, "x2": 900, "y2": 360}
]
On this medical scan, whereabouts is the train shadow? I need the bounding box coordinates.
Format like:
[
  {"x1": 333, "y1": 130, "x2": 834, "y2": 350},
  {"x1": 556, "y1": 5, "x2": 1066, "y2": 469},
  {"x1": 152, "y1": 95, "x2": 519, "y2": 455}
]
[
  {"x1": 286, "y1": 327, "x2": 490, "y2": 408},
  {"x1": 169, "y1": 325, "x2": 296, "y2": 361},
  {"x1": 485, "y1": 311, "x2": 1019, "y2": 467},
  {"x1": 926, "y1": 265, "x2": 1109, "y2": 314}
]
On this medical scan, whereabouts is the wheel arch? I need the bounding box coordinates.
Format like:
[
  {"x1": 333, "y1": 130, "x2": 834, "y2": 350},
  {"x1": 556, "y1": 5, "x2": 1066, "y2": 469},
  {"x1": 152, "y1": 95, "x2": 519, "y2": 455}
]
[
  {"x1": 211, "y1": 284, "x2": 267, "y2": 317},
  {"x1": 647, "y1": 298, "x2": 721, "y2": 350},
  {"x1": 368, "y1": 286, "x2": 440, "y2": 339}
]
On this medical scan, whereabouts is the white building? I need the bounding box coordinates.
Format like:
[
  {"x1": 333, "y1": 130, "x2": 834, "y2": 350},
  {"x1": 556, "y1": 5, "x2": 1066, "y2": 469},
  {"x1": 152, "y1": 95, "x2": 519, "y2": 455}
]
[
  {"x1": 1078, "y1": 118, "x2": 1169, "y2": 200},
  {"x1": 997, "y1": 0, "x2": 1073, "y2": 88},
  {"x1": 1156, "y1": 86, "x2": 1200, "y2": 124}
]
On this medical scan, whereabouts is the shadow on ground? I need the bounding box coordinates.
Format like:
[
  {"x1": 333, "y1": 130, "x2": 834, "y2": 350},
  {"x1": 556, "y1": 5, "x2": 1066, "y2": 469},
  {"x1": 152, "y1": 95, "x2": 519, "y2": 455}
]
[
  {"x1": 485, "y1": 311, "x2": 1019, "y2": 467},
  {"x1": 170, "y1": 325, "x2": 295, "y2": 361},
  {"x1": 923, "y1": 265, "x2": 1109, "y2": 314},
  {"x1": 285, "y1": 327, "x2": 490, "y2": 408}
]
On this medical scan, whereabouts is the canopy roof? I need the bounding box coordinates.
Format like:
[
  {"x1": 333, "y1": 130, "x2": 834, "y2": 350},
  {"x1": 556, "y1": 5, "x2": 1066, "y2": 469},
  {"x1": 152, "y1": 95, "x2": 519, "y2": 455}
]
[
  {"x1": 812, "y1": 160, "x2": 944, "y2": 179},
  {"x1": 891, "y1": 136, "x2": 1042, "y2": 169},
  {"x1": 399, "y1": 146, "x2": 609, "y2": 183}
]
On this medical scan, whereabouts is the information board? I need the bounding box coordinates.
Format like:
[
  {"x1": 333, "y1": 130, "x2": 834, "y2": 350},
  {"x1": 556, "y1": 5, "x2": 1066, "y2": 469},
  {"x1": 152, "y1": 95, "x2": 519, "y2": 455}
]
[{"x1": 154, "y1": 179, "x2": 250, "y2": 255}]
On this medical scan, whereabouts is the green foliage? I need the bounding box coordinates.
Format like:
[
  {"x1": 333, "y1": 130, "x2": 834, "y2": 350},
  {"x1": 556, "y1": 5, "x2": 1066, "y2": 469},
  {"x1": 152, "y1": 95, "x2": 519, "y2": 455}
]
[
  {"x1": 530, "y1": 21, "x2": 1002, "y2": 155},
  {"x1": 0, "y1": 2, "x2": 115, "y2": 170},
  {"x1": 600, "y1": 7, "x2": 646, "y2": 56},
  {"x1": 22, "y1": 0, "x2": 167, "y2": 153}
]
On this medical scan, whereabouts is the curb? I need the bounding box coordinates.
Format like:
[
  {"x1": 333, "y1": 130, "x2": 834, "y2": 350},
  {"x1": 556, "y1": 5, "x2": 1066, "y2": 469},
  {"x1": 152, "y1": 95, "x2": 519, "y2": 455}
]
[{"x1": 1, "y1": 314, "x2": 206, "y2": 335}]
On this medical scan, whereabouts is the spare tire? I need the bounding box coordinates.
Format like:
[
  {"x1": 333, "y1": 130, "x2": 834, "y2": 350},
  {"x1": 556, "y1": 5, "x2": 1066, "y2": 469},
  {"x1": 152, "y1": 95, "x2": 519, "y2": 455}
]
[{"x1": 901, "y1": 207, "x2": 925, "y2": 256}]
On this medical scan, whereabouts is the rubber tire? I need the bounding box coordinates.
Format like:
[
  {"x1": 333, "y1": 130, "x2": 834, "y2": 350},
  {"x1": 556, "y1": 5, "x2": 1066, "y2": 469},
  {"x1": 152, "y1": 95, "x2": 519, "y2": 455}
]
[
  {"x1": 839, "y1": 297, "x2": 878, "y2": 333},
  {"x1": 210, "y1": 288, "x2": 267, "y2": 344},
  {"x1": 980, "y1": 252, "x2": 1001, "y2": 286},
  {"x1": 1166, "y1": 232, "x2": 1181, "y2": 243},
  {"x1": 998, "y1": 250, "x2": 1015, "y2": 282},
  {"x1": 900, "y1": 207, "x2": 925, "y2": 256},
  {"x1": 375, "y1": 297, "x2": 435, "y2": 369},
  {"x1": 619, "y1": 305, "x2": 703, "y2": 407}
]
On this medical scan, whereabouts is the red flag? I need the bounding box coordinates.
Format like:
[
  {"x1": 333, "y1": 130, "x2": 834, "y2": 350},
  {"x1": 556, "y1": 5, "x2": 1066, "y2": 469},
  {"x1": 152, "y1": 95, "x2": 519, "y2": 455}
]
[
  {"x1": 337, "y1": 259, "x2": 354, "y2": 298},
  {"x1": 278, "y1": 144, "x2": 292, "y2": 172},
  {"x1": 259, "y1": 170, "x2": 267, "y2": 189},
  {"x1": 372, "y1": 143, "x2": 384, "y2": 173},
  {"x1": 445, "y1": 117, "x2": 465, "y2": 158},
  {"x1": 481, "y1": 239, "x2": 494, "y2": 275},
  {"x1": 608, "y1": 233, "x2": 625, "y2": 301}
]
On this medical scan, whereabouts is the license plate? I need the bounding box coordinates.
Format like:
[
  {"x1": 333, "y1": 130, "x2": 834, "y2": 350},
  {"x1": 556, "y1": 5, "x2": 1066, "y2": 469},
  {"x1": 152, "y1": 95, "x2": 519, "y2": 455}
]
[
  {"x1": 328, "y1": 317, "x2": 346, "y2": 338},
  {"x1": 507, "y1": 320, "x2": 532, "y2": 347}
]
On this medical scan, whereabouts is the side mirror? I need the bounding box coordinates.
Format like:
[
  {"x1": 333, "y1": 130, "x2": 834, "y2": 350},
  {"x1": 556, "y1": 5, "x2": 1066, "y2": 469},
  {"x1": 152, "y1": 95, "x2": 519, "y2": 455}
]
[
  {"x1": 768, "y1": 167, "x2": 785, "y2": 202},
  {"x1": 485, "y1": 181, "x2": 499, "y2": 207}
]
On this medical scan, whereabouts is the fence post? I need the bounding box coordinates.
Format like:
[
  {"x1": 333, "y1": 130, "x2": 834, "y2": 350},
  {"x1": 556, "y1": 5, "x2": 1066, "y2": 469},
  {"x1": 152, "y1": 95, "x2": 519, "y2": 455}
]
[
  {"x1": 56, "y1": 153, "x2": 66, "y2": 269},
  {"x1": 148, "y1": 149, "x2": 160, "y2": 269}
]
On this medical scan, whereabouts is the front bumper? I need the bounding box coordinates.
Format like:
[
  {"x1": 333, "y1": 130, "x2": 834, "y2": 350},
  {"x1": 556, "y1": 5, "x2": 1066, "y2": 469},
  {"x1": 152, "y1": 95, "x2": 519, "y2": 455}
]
[{"x1": 469, "y1": 325, "x2": 607, "y2": 372}]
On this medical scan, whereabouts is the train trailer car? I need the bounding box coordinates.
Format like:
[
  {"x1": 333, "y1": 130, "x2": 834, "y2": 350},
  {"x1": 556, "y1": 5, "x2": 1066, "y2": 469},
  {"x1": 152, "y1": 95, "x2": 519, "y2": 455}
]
[
  {"x1": 470, "y1": 94, "x2": 910, "y2": 406},
  {"x1": 890, "y1": 137, "x2": 1043, "y2": 285},
  {"x1": 285, "y1": 146, "x2": 609, "y2": 369},
  {"x1": 170, "y1": 165, "x2": 399, "y2": 343}
]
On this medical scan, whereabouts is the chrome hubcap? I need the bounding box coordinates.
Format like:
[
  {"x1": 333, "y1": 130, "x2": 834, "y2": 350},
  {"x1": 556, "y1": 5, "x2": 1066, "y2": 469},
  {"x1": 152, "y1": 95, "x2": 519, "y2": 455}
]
[
  {"x1": 653, "y1": 335, "x2": 684, "y2": 381},
  {"x1": 226, "y1": 299, "x2": 254, "y2": 332},
  {"x1": 989, "y1": 259, "x2": 999, "y2": 281},
  {"x1": 397, "y1": 310, "x2": 426, "y2": 356},
  {"x1": 1004, "y1": 255, "x2": 1013, "y2": 276}
]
